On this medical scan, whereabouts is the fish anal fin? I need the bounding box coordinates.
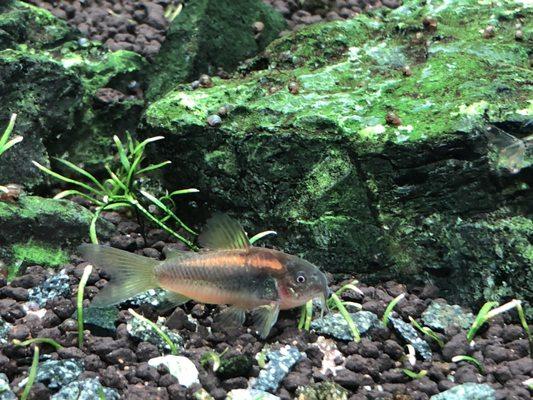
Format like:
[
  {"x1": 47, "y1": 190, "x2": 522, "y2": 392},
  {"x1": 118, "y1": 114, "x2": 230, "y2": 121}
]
[
  {"x1": 198, "y1": 214, "x2": 250, "y2": 250},
  {"x1": 252, "y1": 303, "x2": 280, "y2": 339},
  {"x1": 215, "y1": 306, "x2": 246, "y2": 327}
]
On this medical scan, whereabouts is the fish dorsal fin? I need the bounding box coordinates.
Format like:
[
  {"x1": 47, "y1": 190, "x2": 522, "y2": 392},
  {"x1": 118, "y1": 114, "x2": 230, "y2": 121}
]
[{"x1": 198, "y1": 214, "x2": 250, "y2": 250}]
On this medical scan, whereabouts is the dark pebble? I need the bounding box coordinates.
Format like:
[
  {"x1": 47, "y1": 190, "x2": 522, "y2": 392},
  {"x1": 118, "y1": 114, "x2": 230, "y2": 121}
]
[
  {"x1": 0, "y1": 286, "x2": 28, "y2": 301},
  {"x1": 454, "y1": 365, "x2": 479, "y2": 383},
  {"x1": 104, "y1": 348, "x2": 137, "y2": 364},
  {"x1": 136, "y1": 342, "x2": 160, "y2": 362},
  {"x1": 101, "y1": 365, "x2": 128, "y2": 389},
  {"x1": 283, "y1": 371, "x2": 309, "y2": 391},
  {"x1": 221, "y1": 376, "x2": 247, "y2": 391},
  {"x1": 57, "y1": 346, "x2": 85, "y2": 359},
  {"x1": 333, "y1": 369, "x2": 360, "y2": 390},
  {"x1": 136, "y1": 362, "x2": 160, "y2": 382}
]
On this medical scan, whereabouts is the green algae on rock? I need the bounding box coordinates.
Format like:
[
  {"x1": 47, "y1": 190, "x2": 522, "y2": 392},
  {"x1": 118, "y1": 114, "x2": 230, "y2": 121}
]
[
  {"x1": 0, "y1": 196, "x2": 112, "y2": 278},
  {"x1": 146, "y1": 0, "x2": 286, "y2": 100},
  {"x1": 141, "y1": 0, "x2": 532, "y2": 311},
  {"x1": 0, "y1": 0, "x2": 146, "y2": 187}
]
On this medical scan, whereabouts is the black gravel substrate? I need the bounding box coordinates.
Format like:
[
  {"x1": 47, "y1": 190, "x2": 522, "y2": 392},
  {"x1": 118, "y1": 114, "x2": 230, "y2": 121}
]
[{"x1": 0, "y1": 209, "x2": 532, "y2": 400}]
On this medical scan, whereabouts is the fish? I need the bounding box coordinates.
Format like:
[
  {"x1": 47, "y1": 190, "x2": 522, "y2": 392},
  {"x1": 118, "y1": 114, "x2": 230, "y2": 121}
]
[{"x1": 79, "y1": 214, "x2": 329, "y2": 338}]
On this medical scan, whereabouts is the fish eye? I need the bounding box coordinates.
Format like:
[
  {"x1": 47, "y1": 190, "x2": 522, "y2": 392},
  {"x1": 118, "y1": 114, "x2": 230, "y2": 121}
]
[{"x1": 296, "y1": 274, "x2": 306, "y2": 283}]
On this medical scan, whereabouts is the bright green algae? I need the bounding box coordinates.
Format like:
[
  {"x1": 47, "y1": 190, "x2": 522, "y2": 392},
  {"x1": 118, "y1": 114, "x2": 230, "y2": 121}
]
[
  {"x1": 0, "y1": 0, "x2": 146, "y2": 185},
  {"x1": 0, "y1": 196, "x2": 112, "y2": 278},
  {"x1": 145, "y1": 0, "x2": 531, "y2": 147},
  {"x1": 143, "y1": 0, "x2": 532, "y2": 312}
]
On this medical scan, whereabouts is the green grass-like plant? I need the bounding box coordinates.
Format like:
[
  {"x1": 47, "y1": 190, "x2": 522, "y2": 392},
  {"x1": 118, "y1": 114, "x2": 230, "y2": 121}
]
[
  {"x1": 0, "y1": 113, "x2": 21, "y2": 158},
  {"x1": 128, "y1": 308, "x2": 179, "y2": 355},
  {"x1": 20, "y1": 345, "x2": 39, "y2": 400},
  {"x1": 13, "y1": 338, "x2": 63, "y2": 350},
  {"x1": 409, "y1": 316, "x2": 444, "y2": 348},
  {"x1": 0, "y1": 113, "x2": 22, "y2": 193},
  {"x1": 467, "y1": 299, "x2": 530, "y2": 344},
  {"x1": 402, "y1": 369, "x2": 427, "y2": 379},
  {"x1": 298, "y1": 280, "x2": 362, "y2": 342},
  {"x1": 33, "y1": 134, "x2": 198, "y2": 246},
  {"x1": 200, "y1": 348, "x2": 228, "y2": 372},
  {"x1": 164, "y1": 2, "x2": 182, "y2": 22},
  {"x1": 382, "y1": 293, "x2": 406, "y2": 325},
  {"x1": 77, "y1": 264, "x2": 92, "y2": 348},
  {"x1": 452, "y1": 355, "x2": 484, "y2": 374}
]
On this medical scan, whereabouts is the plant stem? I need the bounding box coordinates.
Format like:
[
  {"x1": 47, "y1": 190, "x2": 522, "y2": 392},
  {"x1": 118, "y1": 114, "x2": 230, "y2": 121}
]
[
  {"x1": 13, "y1": 338, "x2": 63, "y2": 350},
  {"x1": 331, "y1": 293, "x2": 360, "y2": 342},
  {"x1": 129, "y1": 309, "x2": 178, "y2": 355},
  {"x1": 77, "y1": 264, "x2": 93, "y2": 348},
  {"x1": 21, "y1": 345, "x2": 39, "y2": 400}
]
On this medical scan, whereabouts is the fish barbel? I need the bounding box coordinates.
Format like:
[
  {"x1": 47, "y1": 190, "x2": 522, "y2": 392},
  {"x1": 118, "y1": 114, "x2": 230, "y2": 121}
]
[{"x1": 80, "y1": 214, "x2": 329, "y2": 338}]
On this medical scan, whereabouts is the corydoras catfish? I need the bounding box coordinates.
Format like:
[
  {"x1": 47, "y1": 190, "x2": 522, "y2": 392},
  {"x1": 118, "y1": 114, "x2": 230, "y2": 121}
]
[{"x1": 80, "y1": 214, "x2": 329, "y2": 338}]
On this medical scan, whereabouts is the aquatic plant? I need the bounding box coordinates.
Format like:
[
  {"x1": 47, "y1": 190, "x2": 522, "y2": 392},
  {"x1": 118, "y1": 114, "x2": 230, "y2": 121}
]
[
  {"x1": 200, "y1": 348, "x2": 228, "y2": 372},
  {"x1": 32, "y1": 134, "x2": 198, "y2": 246},
  {"x1": 452, "y1": 355, "x2": 484, "y2": 374},
  {"x1": 408, "y1": 316, "x2": 444, "y2": 348},
  {"x1": 299, "y1": 280, "x2": 362, "y2": 342},
  {"x1": 402, "y1": 369, "x2": 427, "y2": 379},
  {"x1": 382, "y1": 293, "x2": 406, "y2": 326},
  {"x1": 128, "y1": 308, "x2": 179, "y2": 355},
  {"x1": 0, "y1": 113, "x2": 23, "y2": 193},
  {"x1": 77, "y1": 264, "x2": 92, "y2": 348},
  {"x1": 20, "y1": 345, "x2": 39, "y2": 400},
  {"x1": 164, "y1": 2, "x2": 183, "y2": 22},
  {"x1": 13, "y1": 338, "x2": 63, "y2": 350},
  {"x1": 467, "y1": 299, "x2": 531, "y2": 353},
  {"x1": 0, "y1": 113, "x2": 21, "y2": 158}
]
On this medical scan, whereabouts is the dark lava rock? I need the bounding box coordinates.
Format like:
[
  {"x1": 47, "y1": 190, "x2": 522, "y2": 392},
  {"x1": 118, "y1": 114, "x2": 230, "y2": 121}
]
[
  {"x1": 30, "y1": 359, "x2": 84, "y2": 389},
  {"x1": 50, "y1": 377, "x2": 119, "y2": 400},
  {"x1": 389, "y1": 317, "x2": 432, "y2": 360},
  {"x1": 430, "y1": 382, "x2": 495, "y2": 400},
  {"x1": 0, "y1": 372, "x2": 16, "y2": 400},
  {"x1": 252, "y1": 346, "x2": 302, "y2": 392},
  {"x1": 0, "y1": 318, "x2": 12, "y2": 345},
  {"x1": 82, "y1": 306, "x2": 119, "y2": 336},
  {"x1": 28, "y1": 272, "x2": 70, "y2": 307},
  {"x1": 127, "y1": 314, "x2": 183, "y2": 352},
  {"x1": 311, "y1": 311, "x2": 380, "y2": 340},
  {"x1": 421, "y1": 301, "x2": 474, "y2": 331}
]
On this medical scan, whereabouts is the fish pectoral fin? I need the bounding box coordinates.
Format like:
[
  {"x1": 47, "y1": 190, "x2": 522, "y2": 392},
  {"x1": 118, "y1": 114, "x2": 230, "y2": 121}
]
[
  {"x1": 252, "y1": 303, "x2": 280, "y2": 339},
  {"x1": 215, "y1": 306, "x2": 246, "y2": 327},
  {"x1": 198, "y1": 213, "x2": 250, "y2": 250}
]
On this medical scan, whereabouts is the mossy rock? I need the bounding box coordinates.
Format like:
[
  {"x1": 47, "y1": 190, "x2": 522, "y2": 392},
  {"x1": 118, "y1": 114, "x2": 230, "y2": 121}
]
[
  {"x1": 0, "y1": 1, "x2": 146, "y2": 187},
  {"x1": 146, "y1": 0, "x2": 286, "y2": 100},
  {"x1": 141, "y1": 0, "x2": 532, "y2": 311},
  {"x1": 216, "y1": 355, "x2": 254, "y2": 380},
  {"x1": 0, "y1": 196, "x2": 113, "y2": 278}
]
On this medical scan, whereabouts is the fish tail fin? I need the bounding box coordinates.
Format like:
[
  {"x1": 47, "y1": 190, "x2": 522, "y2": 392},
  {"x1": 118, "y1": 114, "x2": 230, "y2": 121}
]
[{"x1": 79, "y1": 244, "x2": 159, "y2": 307}]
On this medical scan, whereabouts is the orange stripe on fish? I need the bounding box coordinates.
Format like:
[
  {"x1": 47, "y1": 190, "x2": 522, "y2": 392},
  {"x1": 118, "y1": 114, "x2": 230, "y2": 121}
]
[{"x1": 246, "y1": 252, "x2": 284, "y2": 271}]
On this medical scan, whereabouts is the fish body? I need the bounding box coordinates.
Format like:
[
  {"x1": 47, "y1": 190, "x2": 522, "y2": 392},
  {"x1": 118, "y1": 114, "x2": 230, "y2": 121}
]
[{"x1": 80, "y1": 214, "x2": 328, "y2": 338}]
